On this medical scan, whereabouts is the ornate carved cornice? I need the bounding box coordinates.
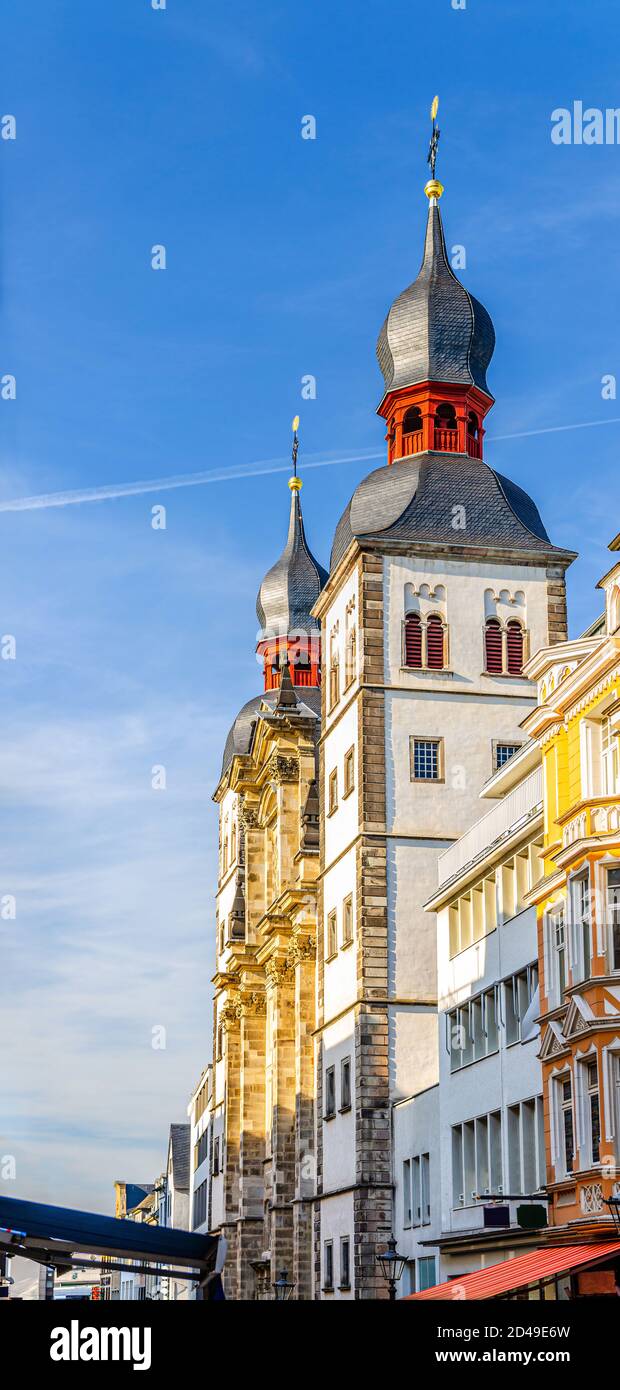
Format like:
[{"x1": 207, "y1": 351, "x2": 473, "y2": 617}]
[
  {"x1": 239, "y1": 989, "x2": 267, "y2": 1018},
  {"x1": 268, "y1": 754, "x2": 299, "y2": 784},
  {"x1": 240, "y1": 800, "x2": 259, "y2": 829},
  {"x1": 287, "y1": 933, "x2": 316, "y2": 969},
  {"x1": 265, "y1": 956, "x2": 293, "y2": 989}
]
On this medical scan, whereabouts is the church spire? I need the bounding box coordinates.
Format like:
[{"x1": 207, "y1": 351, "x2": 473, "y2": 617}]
[
  {"x1": 376, "y1": 100, "x2": 495, "y2": 464},
  {"x1": 255, "y1": 420, "x2": 327, "y2": 693}
]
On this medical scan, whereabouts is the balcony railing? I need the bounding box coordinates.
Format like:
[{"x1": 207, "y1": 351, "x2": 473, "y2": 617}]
[
  {"x1": 434, "y1": 426, "x2": 458, "y2": 451},
  {"x1": 402, "y1": 430, "x2": 423, "y2": 456},
  {"x1": 438, "y1": 767, "x2": 543, "y2": 887}
]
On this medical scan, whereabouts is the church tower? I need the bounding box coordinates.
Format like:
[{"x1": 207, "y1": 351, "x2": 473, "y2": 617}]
[
  {"x1": 210, "y1": 451, "x2": 326, "y2": 1299},
  {"x1": 312, "y1": 138, "x2": 575, "y2": 1298}
]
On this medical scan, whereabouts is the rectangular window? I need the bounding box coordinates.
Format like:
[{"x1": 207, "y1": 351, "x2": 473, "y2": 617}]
[
  {"x1": 213, "y1": 1136, "x2": 220, "y2": 1176},
  {"x1": 326, "y1": 910, "x2": 338, "y2": 959},
  {"x1": 323, "y1": 1241, "x2": 334, "y2": 1291},
  {"x1": 421, "y1": 1152, "x2": 430, "y2": 1224},
  {"x1": 452, "y1": 1111, "x2": 502, "y2": 1208},
  {"x1": 412, "y1": 1156, "x2": 421, "y2": 1225},
  {"x1": 570, "y1": 872, "x2": 591, "y2": 983},
  {"x1": 340, "y1": 1056, "x2": 351, "y2": 1111},
  {"x1": 547, "y1": 905, "x2": 566, "y2": 1006},
  {"x1": 193, "y1": 1178, "x2": 208, "y2": 1229},
  {"x1": 410, "y1": 736, "x2": 443, "y2": 782},
  {"x1": 504, "y1": 964, "x2": 538, "y2": 1045},
  {"x1": 494, "y1": 741, "x2": 522, "y2": 772},
  {"x1": 343, "y1": 746, "x2": 355, "y2": 797},
  {"x1": 403, "y1": 1159, "x2": 412, "y2": 1227},
  {"x1": 328, "y1": 768, "x2": 338, "y2": 815},
  {"x1": 602, "y1": 715, "x2": 618, "y2": 795},
  {"x1": 329, "y1": 628, "x2": 340, "y2": 712},
  {"x1": 587, "y1": 1058, "x2": 600, "y2": 1165},
  {"x1": 339, "y1": 1236, "x2": 351, "y2": 1290},
  {"x1": 325, "y1": 1066, "x2": 336, "y2": 1119},
  {"x1": 560, "y1": 1077, "x2": 574, "y2": 1177},
  {"x1": 607, "y1": 868, "x2": 620, "y2": 971},
  {"x1": 448, "y1": 987, "x2": 498, "y2": 1071},
  {"x1": 342, "y1": 893, "x2": 353, "y2": 946},
  {"x1": 417, "y1": 1257, "x2": 436, "y2": 1293}
]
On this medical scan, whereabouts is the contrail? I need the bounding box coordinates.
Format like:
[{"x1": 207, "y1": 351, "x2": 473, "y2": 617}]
[
  {"x1": 0, "y1": 414, "x2": 618, "y2": 513},
  {"x1": 0, "y1": 448, "x2": 383, "y2": 513}
]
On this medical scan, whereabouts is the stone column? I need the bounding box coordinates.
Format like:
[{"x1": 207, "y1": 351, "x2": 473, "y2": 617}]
[
  {"x1": 290, "y1": 932, "x2": 316, "y2": 1300},
  {"x1": 236, "y1": 989, "x2": 267, "y2": 1299},
  {"x1": 221, "y1": 999, "x2": 241, "y2": 1300},
  {"x1": 266, "y1": 957, "x2": 296, "y2": 1287}
]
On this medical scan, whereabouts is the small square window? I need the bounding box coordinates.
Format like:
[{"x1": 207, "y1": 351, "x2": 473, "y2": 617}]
[
  {"x1": 328, "y1": 768, "x2": 338, "y2": 814},
  {"x1": 325, "y1": 1066, "x2": 336, "y2": 1120},
  {"x1": 410, "y1": 736, "x2": 443, "y2": 782},
  {"x1": 494, "y1": 741, "x2": 521, "y2": 772},
  {"x1": 341, "y1": 1056, "x2": 351, "y2": 1111},
  {"x1": 343, "y1": 746, "x2": 355, "y2": 797},
  {"x1": 326, "y1": 910, "x2": 338, "y2": 959},
  {"x1": 342, "y1": 894, "x2": 354, "y2": 946}
]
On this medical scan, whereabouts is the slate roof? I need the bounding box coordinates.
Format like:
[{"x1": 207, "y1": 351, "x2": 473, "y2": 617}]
[
  {"x1": 256, "y1": 487, "x2": 328, "y2": 640},
  {"x1": 376, "y1": 199, "x2": 495, "y2": 399},
  {"x1": 168, "y1": 1124, "x2": 191, "y2": 1194},
  {"x1": 330, "y1": 453, "x2": 572, "y2": 572},
  {"x1": 220, "y1": 686, "x2": 322, "y2": 781}
]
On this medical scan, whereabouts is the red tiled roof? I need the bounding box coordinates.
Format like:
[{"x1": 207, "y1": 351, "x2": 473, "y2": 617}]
[{"x1": 408, "y1": 1240, "x2": 620, "y2": 1300}]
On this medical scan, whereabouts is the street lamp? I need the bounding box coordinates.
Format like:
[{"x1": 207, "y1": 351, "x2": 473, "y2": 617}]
[
  {"x1": 376, "y1": 1235, "x2": 406, "y2": 1301},
  {"x1": 272, "y1": 1268, "x2": 295, "y2": 1302},
  {"x1": 605, "y1": 1195, "x2": 620, "y2": 1234}
]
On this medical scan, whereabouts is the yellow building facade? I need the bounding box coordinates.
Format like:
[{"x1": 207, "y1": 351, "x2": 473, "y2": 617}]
[{"x1": 523, "y1": 533, "x2": 620, "y2": 1237}]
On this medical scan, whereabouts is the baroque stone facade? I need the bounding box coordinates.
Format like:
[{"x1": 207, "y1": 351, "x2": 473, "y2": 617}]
[{"x1": 203, "y1": 171, "x2": 574, "y2": 1299}]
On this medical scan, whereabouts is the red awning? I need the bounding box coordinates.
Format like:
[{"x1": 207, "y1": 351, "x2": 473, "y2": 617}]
[{"x1": 408, "y1": 1240, "x2": 620, "y2": 1300}]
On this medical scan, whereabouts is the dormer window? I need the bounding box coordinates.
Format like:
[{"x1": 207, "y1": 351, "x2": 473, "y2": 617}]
[{"x1": 404, "y1": 612, "x2": 447, "y2": 671}]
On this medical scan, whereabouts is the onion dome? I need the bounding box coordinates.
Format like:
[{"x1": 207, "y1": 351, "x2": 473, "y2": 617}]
[
  {"x1": 376, "y1": 192, "x2": 495, "y2": 401},
  {"x1": 256, "y1": 478, "x2": 328, "y2": 641}
]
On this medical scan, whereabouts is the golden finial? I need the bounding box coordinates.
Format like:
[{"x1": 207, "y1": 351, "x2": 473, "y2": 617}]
[
  {"x1": 289, "y1": 415, "x2": 302, "y2": 491},
  {"x1": 425, "y1": 95, "x2": 444, "y2": 200}
]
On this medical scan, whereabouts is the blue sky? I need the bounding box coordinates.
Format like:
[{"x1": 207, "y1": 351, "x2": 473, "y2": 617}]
[{"x1": 2, "y1": 0, "x2": 620, "y2": 1245}]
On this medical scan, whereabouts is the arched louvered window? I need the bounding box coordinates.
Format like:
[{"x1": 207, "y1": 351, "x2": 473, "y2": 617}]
[
  {"x1": 506, "y1": 620, "x2": 524, "y2": 675},
  {"x1": 403, "y1": 406, "x2": 422, "y2": 435},
  {"x1": 467, "y1": 411, "x2": 479, "y2": 440},
  {"x1": 485, "y1": 618, "x2": 504, "y2": 674},
  {"x1": 404, "y1": 613, "x2": 422, "y2": 668},
  {"x1": 426, "y1": 614, "x2": 445, "y2": 670}
]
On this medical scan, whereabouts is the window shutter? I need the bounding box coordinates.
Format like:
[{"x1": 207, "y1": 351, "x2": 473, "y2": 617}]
[
  {"x1": 404, "y1": 614, "x2": 422, "y2": 667},
  {"x1": 506, "y1": 622, "x2": 524, "y2": 674},
  {"x1": 426, "y1": 615, "x2": 445, "y2": 669},
  {"x1": 485, "y1": 619, "x2": 503, "y2": 673}
]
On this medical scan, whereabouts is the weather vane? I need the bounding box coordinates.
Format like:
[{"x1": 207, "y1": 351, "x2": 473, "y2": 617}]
[
  {"x1": 427, "y1": 94, "x2": 440, "y2": 179},
  {"x1": 289, "y1": 415, "x2": 302, "y2": 491}
]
